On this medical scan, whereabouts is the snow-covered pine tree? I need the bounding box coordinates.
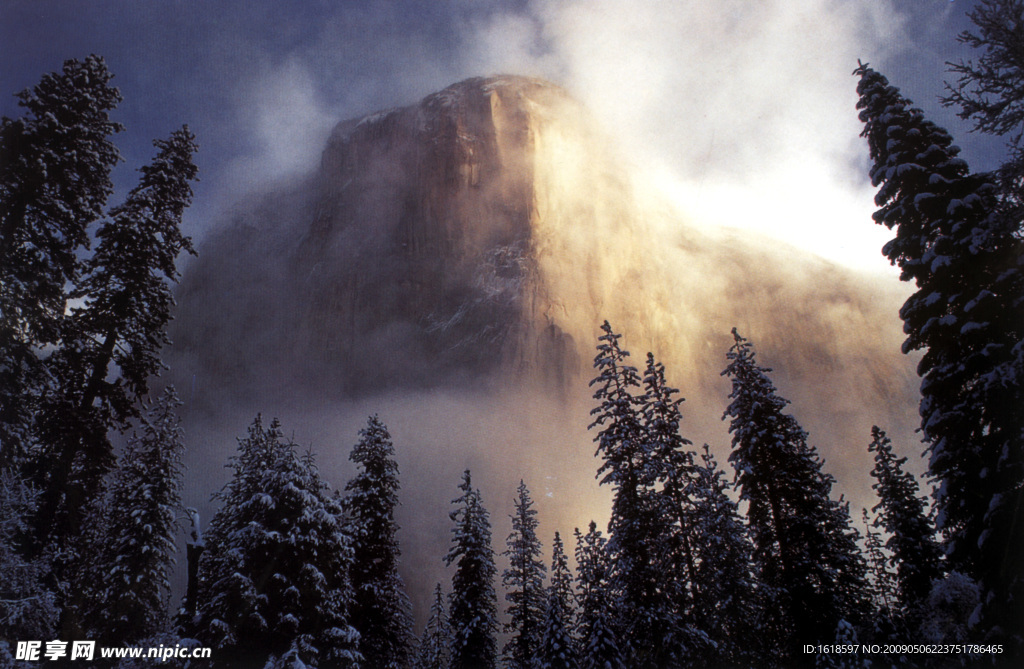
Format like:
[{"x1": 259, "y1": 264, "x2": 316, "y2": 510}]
[
  {"x1": 534, "y1": 532, "x2": 578, "y2": 669},
  {"x1": 0, "y1": 60, "x2": 197, "y2": 642},
  {"x1": 588, "y1": 323, "x2": 686, "y2": 667},
  {"x1": 88, "y1": 388, "x2": 185, "y2": 645},
  {"x1": 0, "y1": 468, "x2": 59, "y2": 656},
  {"x1": 342, "y1": 414, "x2": 414, "y2": 669},
  {"x1": 859, "y1": 509, "x2": 909, "y2": 669},
  {"x1": 860, "y1": 509, "x2": 899, "y2": 636},
  {"x1": 502, "y1": 479, "x2": 546, "y2": 669},
  {"x1": 588, "y1": 321, "x2": 644, "y2": 497},
  {"x1": 688, "y1": 444, "x2": 764, "y2": 668},
  {"x1": 32, "y1": 126, "x2": 198, "y2": 550},
  {"x1": 855, "y1": 62, "x2": 1024, "y2": 645},
  {"x1": 815, "y1": 619, "x2": 870, "y2": 669},
  {"x1": 415, "y1": 583, "x2": 450, "y2": 669},
  {"x1": 263, "y1": 647, "x2": 311, "y2": 669},
  {"x1": 723, "y1": 329, "x2": 870, "y2": 665},
  {"x1": 867, "y1": 426, "x2": 943, "y2": 619},
  {"x1": 920, "y1": 571, "x2": 981, "y2": 645},
  {"x1": 190, "y1": 416, "x2": 360, "y2": 668},
  {"x1": 638, "y1": 353, "x2": 697, "y2": 489},
  {"x1": 0, "y1": 55, "x2": 122, "y2": 466},
  {"x1": 943, "y1": 0, "x2": 1024, "y2": 207},
  {"x1": 573, "y1": 522, "x2": 624, "y2": 669},
  {"x1": 638, "y1": 353, "x2": 700, "y2": 614},
  {"x1": 446, "y1": 470, "x2": 498, "y2": 669}
]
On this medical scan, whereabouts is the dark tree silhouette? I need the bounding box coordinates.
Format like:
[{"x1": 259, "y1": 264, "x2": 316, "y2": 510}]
[
  {"x1": 723, "y1": 329, "x2": 869, "y2": 665},
  {"x1": 856, "y1": 61, "x2": 1023, "y2": 648},
  {"x1": 0, "y1": 56, "x2": 122, "y2": 464}
]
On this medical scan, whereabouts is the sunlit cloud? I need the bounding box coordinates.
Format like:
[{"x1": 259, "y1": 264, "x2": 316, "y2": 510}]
[{"x1": 452, "y1": 0, "x2": 910, "y2": 271}]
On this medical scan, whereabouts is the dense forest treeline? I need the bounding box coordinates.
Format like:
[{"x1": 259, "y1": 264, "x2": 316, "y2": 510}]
[{"x1": 1, "y1": 2, "x2": 1023, "y2": 667}]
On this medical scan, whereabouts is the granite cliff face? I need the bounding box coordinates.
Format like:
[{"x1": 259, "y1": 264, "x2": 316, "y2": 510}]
[
  {"x1": 293, "y1": 77, "x2": 584, "y2": 391},
  {"x1": 172, "y1": 77, "x2": 922, "y2": 609},
  {"x1": 174, "y1": 75, "x2": 918, "y2": 456}
]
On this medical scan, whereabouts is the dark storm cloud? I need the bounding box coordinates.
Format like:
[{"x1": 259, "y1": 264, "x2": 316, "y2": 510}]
[{"x1": 0, "y1": 0, "x2": 543, "y2": 239}]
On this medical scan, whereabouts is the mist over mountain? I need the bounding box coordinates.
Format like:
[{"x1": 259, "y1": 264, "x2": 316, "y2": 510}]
[{"x1": 169, "y1": 75, "x2": 921, "y2": 619}]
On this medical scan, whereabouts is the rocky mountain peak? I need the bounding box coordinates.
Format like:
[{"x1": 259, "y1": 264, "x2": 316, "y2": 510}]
[
  {"x1": 174, "y1": 75, "x2": 918, "y2": 467},
  {"x1": 169, "y1": 77, "x2": 923, "y2": 604}
]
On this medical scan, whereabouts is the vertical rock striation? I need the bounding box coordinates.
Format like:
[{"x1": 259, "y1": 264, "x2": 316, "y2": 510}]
[{"x1": 291, "y1": 77, "x2": 596, "y2": 392}]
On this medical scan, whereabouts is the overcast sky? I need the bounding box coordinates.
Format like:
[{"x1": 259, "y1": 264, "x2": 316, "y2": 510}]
[{"x1": 0, "y1": 0, "x2": 1008, "y2": 272}]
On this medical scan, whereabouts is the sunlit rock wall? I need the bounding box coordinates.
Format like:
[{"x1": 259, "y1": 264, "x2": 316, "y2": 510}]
[{"x1": 171, "y1": 77, "x2": 922, "y2": 618}]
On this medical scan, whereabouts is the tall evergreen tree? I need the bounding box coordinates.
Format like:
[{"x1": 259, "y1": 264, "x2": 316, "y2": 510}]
[
  {"x1": 588, "y1": 322, "x2": 687, "y2": 667},
  {"x1": 943, "y1": 0, "x2": 1024, "y2": 205},
  {"x1": 855, "y1": 62, "x2": 1023, "y2": 645},
  {"x1": 32, "y1": 126, "x2": 198, "y2": 546},
  {"x1": 343, "y1": 415, "x2": 414, "y2": 669},
  {"x1": 688, "y1": 444, "x2": 764, "y2": 668},
  {"x1": 638, "y1": 353, "x2": 700, "y2": 615},
  {"x1": 868, "y1": 426, "x2": 944, "y2": 617},
  {"x1": 0, "y1": 55, "x2": 122, "y2": 464},
  {"x1": 535, "y1": 532, "x2": 578, "y2": 669},
  {"x1": 415, "y1": 583, "x2": 450, "y2": 669},
  {"x1": 861, "y1": 508, "x2": 898, "y2": 619},
  {"x1": 637, "y1": 352, "x2": 720, "y2": 665},
  {"x1": 860, "y1": 508, "x2": 903, "y2": 653},
  {"x1": 190, "y1": 416, "x2": 360, "y2": 668},
  {"x1": 573, "y1": 522, "x2": 625, "y2": 669},
  {"x1": 446, "y1": 470, "x2": 498, "y2": 669},
  {"x1": 89, "y1": 388, "x2": 185, "y2": 645},
  {"x1": 589, "y1": 321, "x2": 644, "y2": 497},
  {"x1": 0, "y1": 469, "x2": 59, "y2": 655},
  {"x1": 0, "y1": 59, "x2": 198, "y2": 644},
  {"x1": 502, "y1": 480, "x2": 546, "y2": 669},
  {"x1": 723, "y1": 329, "x2": 869, "y2": 665}
]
